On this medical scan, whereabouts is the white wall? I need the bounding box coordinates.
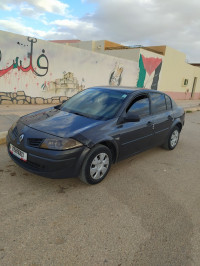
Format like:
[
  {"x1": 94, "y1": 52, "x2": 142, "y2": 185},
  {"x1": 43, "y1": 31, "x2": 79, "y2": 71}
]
[{"x1": 0, "y1": 30, "x2": 139, "y2": 104}]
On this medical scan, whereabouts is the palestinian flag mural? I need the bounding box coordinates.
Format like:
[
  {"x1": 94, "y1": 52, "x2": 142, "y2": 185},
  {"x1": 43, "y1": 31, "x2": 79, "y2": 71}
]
[{"x1": 137, "y1": 54, "x2": 162, "y2": 90}]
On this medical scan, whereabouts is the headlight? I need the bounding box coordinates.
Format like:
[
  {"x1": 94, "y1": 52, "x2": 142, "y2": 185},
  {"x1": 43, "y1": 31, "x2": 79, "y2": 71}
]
[{"x1": 40, "y1": 138, "x2": 83, "y2": 150}]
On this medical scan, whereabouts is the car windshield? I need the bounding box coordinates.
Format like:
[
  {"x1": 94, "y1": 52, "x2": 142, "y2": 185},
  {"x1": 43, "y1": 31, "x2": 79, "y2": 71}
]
[{"x1": 60, "y1": 88, "x2": 129, "y2": 120}]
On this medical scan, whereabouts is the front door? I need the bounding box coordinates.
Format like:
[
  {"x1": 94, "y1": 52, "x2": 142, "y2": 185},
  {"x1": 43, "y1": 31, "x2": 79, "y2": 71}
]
[{"x1": 118, "y1": 95, "x2": 154, "y2": 160}]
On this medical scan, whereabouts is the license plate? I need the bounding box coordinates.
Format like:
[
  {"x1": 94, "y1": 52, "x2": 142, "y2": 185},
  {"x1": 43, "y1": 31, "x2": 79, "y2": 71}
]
[{"x1": 10, "y1": 144, "x2": 27, "y2": 162}]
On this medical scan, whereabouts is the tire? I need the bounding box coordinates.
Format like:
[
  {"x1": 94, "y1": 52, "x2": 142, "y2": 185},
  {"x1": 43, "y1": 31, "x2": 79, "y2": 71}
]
[
  {"x1": 79, "y1": 144, "x2": 112, "y2": 185},
  {"x1": 163, "y1": 126, "x2": 180, "y2": 150}
]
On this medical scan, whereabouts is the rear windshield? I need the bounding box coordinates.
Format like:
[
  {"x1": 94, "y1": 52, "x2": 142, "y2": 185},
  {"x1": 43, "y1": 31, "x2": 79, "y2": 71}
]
[{"x1": 60, "y1": 88, "x2": 128, "y2": 120}]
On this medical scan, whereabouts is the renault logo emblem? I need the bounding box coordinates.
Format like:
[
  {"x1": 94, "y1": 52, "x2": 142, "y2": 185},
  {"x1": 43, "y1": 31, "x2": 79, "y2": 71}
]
[{"x1": 19, "y1": 134, "x2": 24, "y2": 143}]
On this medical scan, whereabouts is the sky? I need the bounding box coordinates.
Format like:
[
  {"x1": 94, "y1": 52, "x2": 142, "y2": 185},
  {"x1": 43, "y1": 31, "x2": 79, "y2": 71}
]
[{"x1": 0, "y1": 0, "x2": 200, "y2": 63}]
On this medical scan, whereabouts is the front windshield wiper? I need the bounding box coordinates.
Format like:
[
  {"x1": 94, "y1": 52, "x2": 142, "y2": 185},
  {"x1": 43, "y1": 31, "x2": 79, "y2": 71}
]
[
  {"x1": 73, "y1": 111, "x2": 88, "y2": 117},
  {"x1": 54, "y1": 105, "x2": 61, "y2": 110},
  {"x1": 60, "y1": 108, "x2": 95, "y2": 119}
]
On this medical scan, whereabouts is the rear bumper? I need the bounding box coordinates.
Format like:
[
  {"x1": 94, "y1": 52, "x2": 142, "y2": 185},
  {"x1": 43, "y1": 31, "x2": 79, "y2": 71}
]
[{"x1": 7, "y1": 134, "x2": 90, "y2": 179}]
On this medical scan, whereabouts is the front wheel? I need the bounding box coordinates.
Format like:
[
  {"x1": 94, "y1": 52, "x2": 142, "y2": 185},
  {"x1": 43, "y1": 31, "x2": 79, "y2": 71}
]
[
  {"x1": 79, "y1": 144, "x2": 112, "y2": 184},
  {"x1": 163, "y1": 126, "x2": 180, "y2": 150}
]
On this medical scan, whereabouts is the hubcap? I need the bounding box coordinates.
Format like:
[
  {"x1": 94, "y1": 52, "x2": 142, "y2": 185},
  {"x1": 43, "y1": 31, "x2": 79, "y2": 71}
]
[
  {"x1": 170, "y1": 129, "x2": 179, "y2": 148},
  {"x1": 90, "y1": 153, "x2": 109, "y2": 180}
]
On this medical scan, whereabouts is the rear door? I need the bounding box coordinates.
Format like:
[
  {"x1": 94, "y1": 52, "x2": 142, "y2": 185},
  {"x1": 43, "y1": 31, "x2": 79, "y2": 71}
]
[
  {"x1": 118, "y1": 93, "x2": 155, "y2": 160},
  {"x1": 149, "y1": 92, "x2": 174, "y2": 146}
]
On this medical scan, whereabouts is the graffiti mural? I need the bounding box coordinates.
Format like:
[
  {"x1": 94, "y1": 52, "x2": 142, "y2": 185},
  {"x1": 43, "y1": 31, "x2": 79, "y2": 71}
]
[
  {"x1": 0, "y1": 37, "x2": 49, "y2": 77},
  {"x1": 44, "y1": 72, "x2": 85, "y2": 97},
  {"x1": 137, "y1": 54, "x2": 162, "y2": 90},
  {"x1": 109, "y1": 63, "x2": 123, "y2": 86},
  {"x1": 0, "y1": 30, "x2": 138, "y2": 104}
]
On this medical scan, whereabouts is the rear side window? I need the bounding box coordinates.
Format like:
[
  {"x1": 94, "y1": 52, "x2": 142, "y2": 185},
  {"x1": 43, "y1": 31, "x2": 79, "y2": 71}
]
[
  {"x1": 165, "y1": 95, "x2": 172, "y2": 110},
  {"x1": 150, "y1": 93, "x2": 166, "y2": 114},
  {"x1": 128, "y1": 96, "x2": 150, "y2": 117}
]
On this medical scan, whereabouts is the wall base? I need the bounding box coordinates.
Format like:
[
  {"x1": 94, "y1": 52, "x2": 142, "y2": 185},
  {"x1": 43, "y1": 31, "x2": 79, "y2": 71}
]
[
  {"x1": 165, "y1": 91, "x2": 200, "y2": 100},
  {"x1": 0, "y1": 91, "x2": 68, "y2": 105}
]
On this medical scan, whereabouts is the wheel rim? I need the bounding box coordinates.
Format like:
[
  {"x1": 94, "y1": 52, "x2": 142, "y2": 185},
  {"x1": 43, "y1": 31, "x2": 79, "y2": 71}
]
[
  {"x1": 170, "y1": 129, "x2": 179, "y2": 148},
  {"x1": 90, "y1": 153, "x2": 109, "y2": 180}
]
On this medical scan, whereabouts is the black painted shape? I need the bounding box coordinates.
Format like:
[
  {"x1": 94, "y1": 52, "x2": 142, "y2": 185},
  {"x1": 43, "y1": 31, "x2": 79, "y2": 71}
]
[{"x1": 151, "y1": 62, "x2": 162, "y2": 90}]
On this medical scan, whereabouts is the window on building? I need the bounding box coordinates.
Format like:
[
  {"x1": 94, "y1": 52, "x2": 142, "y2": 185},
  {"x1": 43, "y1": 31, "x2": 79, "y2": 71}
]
[{"x1": 182, "y1": 78, "x2": 189, "y2": 87}]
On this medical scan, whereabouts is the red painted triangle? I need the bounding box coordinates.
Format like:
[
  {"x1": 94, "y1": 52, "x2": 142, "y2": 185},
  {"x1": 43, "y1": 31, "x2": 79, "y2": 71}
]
[{"x1": 142, "y1": 55, "x2": 162, "y2": 76}]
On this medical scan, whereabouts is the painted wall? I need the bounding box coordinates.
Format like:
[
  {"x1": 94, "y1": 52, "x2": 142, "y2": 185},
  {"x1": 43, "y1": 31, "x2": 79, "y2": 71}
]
[
  {"x1": 69, "y1": 40, "x2": 200, "y2": 100},
  {"x1": 137, "y1": 48, "x2": 163, "y2": 90},
  {"x1": 0, "y1": 30, "x2": 139, "y2": 104}
]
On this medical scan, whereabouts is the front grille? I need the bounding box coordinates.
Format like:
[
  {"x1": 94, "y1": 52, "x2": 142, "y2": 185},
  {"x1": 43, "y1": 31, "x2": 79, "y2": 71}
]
[
  {"x1": 28, "y1": 138, "x2": 44, "y2": 148},
  {"x1": 12, "y1": 126, "x2": 18, "y2": 138}
]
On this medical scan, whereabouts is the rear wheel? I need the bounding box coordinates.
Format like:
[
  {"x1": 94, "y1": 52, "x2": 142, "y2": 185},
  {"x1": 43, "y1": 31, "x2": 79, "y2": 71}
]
[
  {"x1": 79, "y1": 144, "x2": 112, "y2": 184},
  {"x1": 163, "y1": 126, "x2": 180, "y2": 150}
]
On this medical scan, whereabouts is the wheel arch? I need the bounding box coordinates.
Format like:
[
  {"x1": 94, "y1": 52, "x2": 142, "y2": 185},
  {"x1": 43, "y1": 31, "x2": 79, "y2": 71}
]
[
  {"x1": 98, "y1": 140, "x2": 118, "y2": 163},
  {"x1": 175, "y1": 122, "x2": 182, "y2": 132},
  {"x1": 171, "y1": 118, "x2": 183, "y2": 132}
]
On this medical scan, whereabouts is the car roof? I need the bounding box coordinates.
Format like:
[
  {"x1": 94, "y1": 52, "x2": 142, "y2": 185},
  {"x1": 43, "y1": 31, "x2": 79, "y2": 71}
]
[{"x1": 89, "y1": 86, "x2": 165, "y2": 95}]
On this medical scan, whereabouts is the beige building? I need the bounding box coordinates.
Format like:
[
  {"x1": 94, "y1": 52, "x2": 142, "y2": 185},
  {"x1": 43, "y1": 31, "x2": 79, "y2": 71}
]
[{"x1": 68, "y1": 40, "x2": 200, "y2": 100}]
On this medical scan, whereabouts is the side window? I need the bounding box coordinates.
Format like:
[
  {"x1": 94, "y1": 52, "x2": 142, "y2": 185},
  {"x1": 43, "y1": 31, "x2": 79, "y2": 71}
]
[
  {"x1": 128, "y1": 96, "x2": 150, "y2": 118},
  {"x1": 165, "y1": 95, "x2": 172, "y2": 110},
  {"x1": 150, "y1": 93, "x2": 166, "y2": 114}
]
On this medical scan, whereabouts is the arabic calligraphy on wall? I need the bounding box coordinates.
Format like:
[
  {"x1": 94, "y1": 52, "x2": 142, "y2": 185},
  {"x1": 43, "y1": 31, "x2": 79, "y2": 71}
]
[
  {"x1": 137, "y1": 54, "x2": 162, "y2": 90},
  {"x1": 0, "y1": 37, "x2": 49, "y2": 78}
]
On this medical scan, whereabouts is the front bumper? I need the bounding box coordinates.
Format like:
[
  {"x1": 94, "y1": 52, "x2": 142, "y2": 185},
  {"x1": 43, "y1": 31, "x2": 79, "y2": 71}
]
[{"x1": 6, "y1": 127, "x2": 90, "y2": 179}]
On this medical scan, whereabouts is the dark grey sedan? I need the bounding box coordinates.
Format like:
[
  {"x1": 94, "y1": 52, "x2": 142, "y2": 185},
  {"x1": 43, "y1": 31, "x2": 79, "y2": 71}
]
[{"x1": 7, "y1": 86, "x2": 185, "y2": 184}]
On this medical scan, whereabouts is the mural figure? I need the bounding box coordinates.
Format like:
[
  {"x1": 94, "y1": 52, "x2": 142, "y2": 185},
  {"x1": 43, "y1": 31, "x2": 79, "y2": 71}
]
[
  {"x1": 137, "y1": 54, "x2": 162, "y2": 90},
  {"x1": 0, "y1": 37, "x2": 49, "y2": 77},
  {"x1": 45, "y1": 72, "x2": 84, "y2": 97},
  {"x1": 109, "y1": 63, "x2": 123, "y2": 86}
]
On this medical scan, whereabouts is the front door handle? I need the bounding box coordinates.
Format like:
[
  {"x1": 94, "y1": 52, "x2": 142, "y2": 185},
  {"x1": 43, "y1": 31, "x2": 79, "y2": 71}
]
[
  {"x1": 147, "y1": 121, "x2": 155, "y2": 130},
  {"x1": 168, "y1": 115, "x2": 174, "y2": 121}
]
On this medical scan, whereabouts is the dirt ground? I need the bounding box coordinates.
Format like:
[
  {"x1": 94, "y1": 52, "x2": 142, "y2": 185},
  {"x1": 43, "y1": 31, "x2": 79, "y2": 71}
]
[{"x1": 0, "y1": 112, "x2": 200, "y2": 265}]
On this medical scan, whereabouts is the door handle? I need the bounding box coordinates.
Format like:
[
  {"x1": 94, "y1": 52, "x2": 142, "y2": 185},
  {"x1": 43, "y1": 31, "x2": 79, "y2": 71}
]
[
  {"x1": 147, "y1": 121, "x2": 155, "y2": 130},
  {"x1": 168, "y1": 115, "x2": 174, "y2": 121},
  {"x1": 147, "y1": 121, "x2": 153, "y2": 126}
]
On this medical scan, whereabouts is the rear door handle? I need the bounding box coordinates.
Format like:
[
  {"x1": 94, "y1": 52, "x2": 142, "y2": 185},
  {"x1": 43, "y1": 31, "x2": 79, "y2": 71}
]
[{"x1": 147, "y1": 121, "x2": 153, "y2": 126}]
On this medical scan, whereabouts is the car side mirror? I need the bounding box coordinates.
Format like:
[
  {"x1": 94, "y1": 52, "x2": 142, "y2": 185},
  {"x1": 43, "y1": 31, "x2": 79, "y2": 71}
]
[{"x1": 125, "y1": 112, "x2": 140, "y2": 122}]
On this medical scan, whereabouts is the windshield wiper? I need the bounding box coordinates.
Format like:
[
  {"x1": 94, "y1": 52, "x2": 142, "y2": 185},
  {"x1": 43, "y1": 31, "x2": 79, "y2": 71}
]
[
  {"x1": 54, "y1": 105, "x2": 61, "y2": 110},
  {"x1": 73, "y1": 111, "x2": 86, "y2": 117}
]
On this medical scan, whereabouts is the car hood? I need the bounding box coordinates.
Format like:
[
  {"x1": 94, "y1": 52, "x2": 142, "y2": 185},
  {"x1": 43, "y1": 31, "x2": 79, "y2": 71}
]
[{"x1": 19, "y1": 107, "x2": 104, "y2": 138}]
